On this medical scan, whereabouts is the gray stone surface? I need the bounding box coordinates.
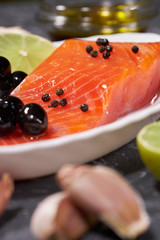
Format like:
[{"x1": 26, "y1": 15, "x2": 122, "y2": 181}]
[{"x1": 0, "y1": 0, "x2": 160, "y2": 239}]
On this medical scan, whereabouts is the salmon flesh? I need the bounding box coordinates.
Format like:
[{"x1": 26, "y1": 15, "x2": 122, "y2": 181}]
[{"x1": 1, "y1": 39, "x2": 160, "y2": 145}]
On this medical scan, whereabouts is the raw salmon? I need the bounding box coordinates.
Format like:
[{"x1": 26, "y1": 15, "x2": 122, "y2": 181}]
[{"x1": 1, "y1": 39, "x2": 160, "y2": 145}]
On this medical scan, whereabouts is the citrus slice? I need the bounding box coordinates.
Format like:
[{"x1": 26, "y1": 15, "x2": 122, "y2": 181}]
[
  {"x1": 136, "y1": 121, "x2": 160, "y2": 180},
  {"x1": 0, "y1": 27, "x2": 55, "y2": 74}
]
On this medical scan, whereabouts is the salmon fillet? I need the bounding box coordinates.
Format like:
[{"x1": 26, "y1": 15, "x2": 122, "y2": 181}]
[{"x1": 1, "y1": 39, "x2": 160, "y2": 145}]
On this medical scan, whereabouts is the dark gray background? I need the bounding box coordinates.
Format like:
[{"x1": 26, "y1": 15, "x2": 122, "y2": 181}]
[{"x1": 0, "y1": 0, "x2": 160, "y2": 240}]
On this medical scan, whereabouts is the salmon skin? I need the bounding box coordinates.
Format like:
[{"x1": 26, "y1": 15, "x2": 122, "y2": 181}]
[{"x1": 1, "y1": 39, "x2": 160, "y2": 145}]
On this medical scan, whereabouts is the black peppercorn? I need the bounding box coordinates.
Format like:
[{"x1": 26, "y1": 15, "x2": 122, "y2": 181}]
[
  {"x1": 80, "y1": 103, "x2": 89, "y2": 112},
  {"x1": 103, "y1": 51, "x2": 110, "y2": 59},
  {"x1": 131, "y1": 45, "x2": 139, "y2": 53},
  {"x1": 56, "y1": 88, "x2": 64, "y2": 96},
  {"x1": 102, "y1": 38, "x2": 109, "y2": 46},
  {"x1": 59, "y1": 98, "x2": 67, "y2": 106},
  {"x1": 90, "y1": 50, "x2": 98, "y2": 58},
  {"x1": 96, "y1": 38, "x2": 103, "y2": 46},
  {"x1": 99, "y1": 46, "x2": 105, "y2": 53},
  {"x1": 48, "y1": 99, "x2": 59, "y2": 108},
  {"x1": 41, "y1": 93, "x2": 50, "y2": 102},
  {"x1": 106, "y1": 45, "x2": 113, "y2": 52},
  {"x1": 86, "y1": 45, "x2": 93, "y2": 53}
]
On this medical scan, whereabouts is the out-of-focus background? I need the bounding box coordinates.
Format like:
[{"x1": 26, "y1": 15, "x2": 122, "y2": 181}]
[{"x1": 0, "y1": 0, "x2": 159, "y2": 40}]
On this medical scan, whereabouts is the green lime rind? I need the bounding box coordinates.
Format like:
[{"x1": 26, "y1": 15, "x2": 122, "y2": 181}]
[
  {"x1": 136, "y1": 121, "x2": 160, "y2": 180},
  {"x1": 0, "y1": 32, "x2": 55, "y2": 74}
]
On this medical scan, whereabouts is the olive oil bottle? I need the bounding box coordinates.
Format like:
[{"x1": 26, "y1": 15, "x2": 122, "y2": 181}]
[{"x1": 37, "y1": 0, "x2": 157, "y2": 40}]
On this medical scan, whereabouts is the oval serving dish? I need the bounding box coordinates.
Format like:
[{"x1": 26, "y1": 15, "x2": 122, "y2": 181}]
[{"x1": 1, "y1": 33, "x2": 160, "y2": 180}]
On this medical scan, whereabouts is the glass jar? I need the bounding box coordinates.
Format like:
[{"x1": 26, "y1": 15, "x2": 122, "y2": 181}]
[{"x1": 37, "y1": 0, "x2": 157, "y2": 40}]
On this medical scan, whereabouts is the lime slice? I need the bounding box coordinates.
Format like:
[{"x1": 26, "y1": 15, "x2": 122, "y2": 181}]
[
  {"x1": 136, "y1": 121, "x2": 160, "y2": 180},
  {"x1": 0, "y1": 27, "x2": 55, "y2": 74}
]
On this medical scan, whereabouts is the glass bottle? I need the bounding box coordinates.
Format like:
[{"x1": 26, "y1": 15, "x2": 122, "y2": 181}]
[{"x1": 37, "y1": 0, "x2": 157, "y2": 40}]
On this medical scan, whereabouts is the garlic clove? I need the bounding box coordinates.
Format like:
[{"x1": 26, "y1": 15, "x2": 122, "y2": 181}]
[
  {"x1": 0, "y1": 173, "x2": 14, "y2": 217},
  {"x1": 57, "y1": 164, "x2": 150, "y2": 239},
  {"x1": 30, "y1": 192, "x2": 96, "y2": 240}
]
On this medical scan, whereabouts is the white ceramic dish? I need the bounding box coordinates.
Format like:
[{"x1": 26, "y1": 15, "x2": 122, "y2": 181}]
[{"x1": 1, "y1": 33, "x2": 160, "y2": 180}]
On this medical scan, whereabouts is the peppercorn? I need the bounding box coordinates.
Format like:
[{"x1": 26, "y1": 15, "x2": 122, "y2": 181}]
[
  {"x1": 131, "y1": 45, "x2": 139, "y2": 53},
  {"x1": 96, "y1": 38, "x2": 103, "y2": 46},
  {"x1": 80, "y1": 103, "x2": 89, "y2": 112},
  {"x1": 86, "y1": 45, "x2": 93, "y2": 53},
  {"x1": 103, "y1": 51, "x2": 110, "y2": 59},
  {"x1": 48, "y1": 100, "x2": 58, "y2": 108},
  {"x1": 41, "y1": 93, "x2": 50, "y2": 102},
  {"x1": 56, "y1": 88, "x2": 64, "y2": 96},
  {"x1": 90, "y1": 50, "x2": 98, "y2": 58},
  {"x1": 59, "y1": 98, "x2": 67, "y2": 106},
  {"x1": 106, "y1": 45, "x2": 113, "y2": 52},
  {"x1": 102, "y1": 38, "x2": 109, "y2": 46},
  {"x1": 99, "y1": 46, "x2": 105, "y2": 53}
]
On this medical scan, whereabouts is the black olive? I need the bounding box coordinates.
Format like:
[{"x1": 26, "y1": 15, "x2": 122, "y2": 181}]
[
  {"x1": 17, "y1": 103, "x2": 48, "y2": 136},
  {"x1": 0, "y1": 80, "x2": 14, "y2": 96},
  {"x1": 9, "y1": 71, "x2": 27, "y2": 88},
  {"x1": 0, "y1": 95, "x2": 23, "y2": 126},
  {"x1": 5, "y1": 96, "x2": 24, "y2": 117},
  {"x1": 0, "y1": 88, "x2": 10, "y2": 98},
  {"x1": 0, "y1": 107, "x2": 16, "y2": 137},
  {"x1": 0, "y1": 56, "x2": 11, "y2": 81}
]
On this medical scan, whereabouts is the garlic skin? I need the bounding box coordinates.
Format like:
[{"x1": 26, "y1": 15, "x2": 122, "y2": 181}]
[
  {"x1": 0, "y1": 173, "x2": 14, "y2": 217},
  {"x1": 30, "y1": 193, "x2": 62, "y2": 240},
  {"x1": 30, "y1": 192, "x2": 95, "y2": 240},
  {"x1": 57, "y1": 164, "x2": 150, "y2": 239}
]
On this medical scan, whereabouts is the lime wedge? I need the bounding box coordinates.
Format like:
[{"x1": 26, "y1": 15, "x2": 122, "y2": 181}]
[
  {"x1": 0, "y1": 27, "x2": 55, "y2": 74},
  {"x1": 136, "y1": 121, "x2": 160, "y2": 180}
]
